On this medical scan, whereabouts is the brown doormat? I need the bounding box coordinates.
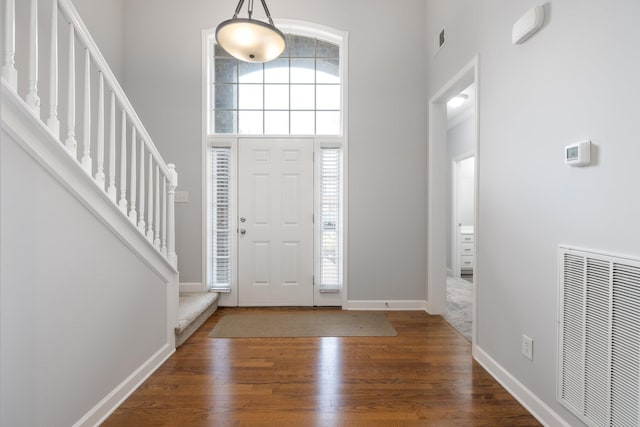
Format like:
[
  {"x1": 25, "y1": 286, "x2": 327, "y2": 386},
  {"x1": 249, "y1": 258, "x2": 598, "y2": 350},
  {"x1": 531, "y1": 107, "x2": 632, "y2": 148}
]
[{"x1": 208, "y1": 311, "x2": 397, "y2": 338}]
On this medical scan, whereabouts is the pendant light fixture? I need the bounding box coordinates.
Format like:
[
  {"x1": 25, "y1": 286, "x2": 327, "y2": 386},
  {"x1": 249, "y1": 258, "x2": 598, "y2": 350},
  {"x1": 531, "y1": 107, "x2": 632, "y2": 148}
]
[{"x1": 215, "y1": 0, "x2": 286, "y2": 63}]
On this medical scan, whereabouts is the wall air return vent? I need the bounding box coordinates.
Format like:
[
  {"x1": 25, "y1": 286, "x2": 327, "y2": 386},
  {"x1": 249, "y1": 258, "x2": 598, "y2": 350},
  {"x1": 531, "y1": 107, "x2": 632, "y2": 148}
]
[{"x1": 558, "y1": 246, "x2": 640, "y2": 427}]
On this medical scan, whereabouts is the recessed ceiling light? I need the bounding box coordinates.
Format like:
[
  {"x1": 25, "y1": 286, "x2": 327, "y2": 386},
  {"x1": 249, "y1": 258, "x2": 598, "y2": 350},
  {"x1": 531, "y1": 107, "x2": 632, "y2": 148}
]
[{"x1": 447, "y1": 94, "x2": 468, "y2": 109}]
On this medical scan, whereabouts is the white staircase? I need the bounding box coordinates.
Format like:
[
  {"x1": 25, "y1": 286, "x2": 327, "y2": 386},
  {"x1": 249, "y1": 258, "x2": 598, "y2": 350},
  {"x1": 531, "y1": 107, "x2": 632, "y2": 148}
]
[{"x1": 0, "y1": 0, "x2": 187, "y2": 425}]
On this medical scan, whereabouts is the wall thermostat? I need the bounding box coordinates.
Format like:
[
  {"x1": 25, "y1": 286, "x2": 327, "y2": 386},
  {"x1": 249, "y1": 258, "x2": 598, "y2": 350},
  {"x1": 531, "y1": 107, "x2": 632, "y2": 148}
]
[{"x1": 565, "y1": 140, "x2": 591, "y2": 167}]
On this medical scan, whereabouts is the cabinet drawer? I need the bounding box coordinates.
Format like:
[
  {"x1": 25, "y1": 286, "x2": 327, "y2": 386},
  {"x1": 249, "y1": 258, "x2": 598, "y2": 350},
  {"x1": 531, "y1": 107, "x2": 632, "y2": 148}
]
[
  {"x1": 460, "y1": 233, "x2": 474, "y2": 243},
  {"x1": 460, "y1": 255, "x2": 474, "y2": 269},
  {"x1": 460, "y1": 242, "x2": 474, "y2": 256}
]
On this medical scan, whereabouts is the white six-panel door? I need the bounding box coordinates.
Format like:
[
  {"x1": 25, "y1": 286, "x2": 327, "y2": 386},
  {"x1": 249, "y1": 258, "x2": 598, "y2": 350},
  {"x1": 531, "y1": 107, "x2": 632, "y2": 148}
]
[{"x1": 238, "y1": 138, "x2": 314, "y2": 306}]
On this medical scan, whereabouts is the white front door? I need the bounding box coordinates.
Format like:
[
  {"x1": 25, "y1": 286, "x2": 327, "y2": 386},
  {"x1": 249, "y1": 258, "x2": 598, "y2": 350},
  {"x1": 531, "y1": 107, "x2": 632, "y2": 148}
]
[{"x1": 238, "y1": 138, "x2": 314, "y2": 306}]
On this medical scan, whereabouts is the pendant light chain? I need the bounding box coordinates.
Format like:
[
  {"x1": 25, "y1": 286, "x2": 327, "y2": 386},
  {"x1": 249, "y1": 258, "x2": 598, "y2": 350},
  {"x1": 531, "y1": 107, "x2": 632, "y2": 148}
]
[
  {"x1": 229, "y1": 0, "x2": 275, "y2": 25},
  {"x1": 260, "y1": 0, "x2": 276, "y2": 25},
  {"x1": 231, "y1": 0, "x2": 245, "y2": 19}
]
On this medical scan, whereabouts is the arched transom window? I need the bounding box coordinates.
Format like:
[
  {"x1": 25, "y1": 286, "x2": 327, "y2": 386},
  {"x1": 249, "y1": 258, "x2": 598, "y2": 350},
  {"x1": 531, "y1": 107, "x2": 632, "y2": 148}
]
[{"x1": 209, "y1": 34, "x2": 341, "y2": 135}]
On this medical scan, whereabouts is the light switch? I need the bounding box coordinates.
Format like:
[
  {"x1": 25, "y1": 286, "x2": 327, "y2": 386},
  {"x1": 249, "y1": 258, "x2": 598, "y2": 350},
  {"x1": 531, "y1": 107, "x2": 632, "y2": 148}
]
[{"x1": 175, "y1": 191, "x2": 189, "y2": 203}]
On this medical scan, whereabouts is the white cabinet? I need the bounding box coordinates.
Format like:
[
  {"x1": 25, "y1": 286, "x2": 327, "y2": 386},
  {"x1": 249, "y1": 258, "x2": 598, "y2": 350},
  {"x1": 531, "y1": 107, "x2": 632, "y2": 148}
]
[{"x1": 459, "y1": 226, "x2": 474, "y2": 274}]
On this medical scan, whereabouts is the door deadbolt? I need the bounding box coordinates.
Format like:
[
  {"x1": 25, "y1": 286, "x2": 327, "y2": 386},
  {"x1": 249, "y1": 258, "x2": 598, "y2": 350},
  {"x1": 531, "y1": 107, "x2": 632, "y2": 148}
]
[{"x1": 240, "y1": 217, "x2": 246, "y2": 223}]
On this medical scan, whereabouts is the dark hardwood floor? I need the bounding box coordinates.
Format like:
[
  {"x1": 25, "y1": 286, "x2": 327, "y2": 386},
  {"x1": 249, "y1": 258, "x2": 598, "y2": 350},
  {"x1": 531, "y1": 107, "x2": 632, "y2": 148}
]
[{"x1": 104, "y1": 308, "x2": 540, "y2": 426}]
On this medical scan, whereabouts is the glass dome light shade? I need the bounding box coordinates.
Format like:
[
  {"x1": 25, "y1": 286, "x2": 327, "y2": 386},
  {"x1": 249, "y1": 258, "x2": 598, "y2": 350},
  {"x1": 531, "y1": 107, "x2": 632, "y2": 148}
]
[{"x1": 216, "y1": 18, "x2": 286, "y2": 63}]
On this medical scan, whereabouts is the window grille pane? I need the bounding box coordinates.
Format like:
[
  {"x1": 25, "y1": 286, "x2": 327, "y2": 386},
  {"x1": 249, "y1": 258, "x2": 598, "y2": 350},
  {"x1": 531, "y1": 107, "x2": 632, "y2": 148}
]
[
  {"x1": 316, "y1": 85, "x2": 340, "y2": 110},
  {"x1": 238, "y1": 85, "x2": 263, "y2": 110},
  {"x1": 265, "y1": 111, "x2": 289, "y2": 135},
  {"x1": 265, "y1": 58, "x2": 290, "y2": 83},
  {"x1": 316, "y1": 59, "x2": 339, "y2": 84},
  {"x1": 212, "y1": 110, "x2": 237, "y2": 134},
  {"x1": 214, "y1": 58, "x2": 237, "y2": 83},
  {"x1": 208, "y1": 147, "x2": 232, "y2": 289},
  {"x1": 239, "y1": 111, "x2": 263, "y2": 134},
  {"x1": 214, "y1": 44, "x2": 232, "y2": 58},
  {"x1": 239, "y1": 62, "x2": 263, "y2": 83},
  {"x1": 316, "y1": 40, "x2": 339, "y2": 58},
  {"x1": 320, "y1": 148, "x2": 342, "y2": 289},
  {"x1": 316, "y1": 111, "x2": 340, "y2": 135},
  {"x1": 289, "y1": 35, "x2": 316, "y2": 57},
  {"x1": 213, "y1": 84, "x2": 237, "y2": 109},
  {"x1": 290, "y1": 85, "x2": 315, "y2": 110},
  {"x1": 290, "y1": 58, "x2": 315, "y2": 83},
  {"x1": 290, "y1": 111, "x2": 314, "y2": 135},
  {"x1": 210, "y1": 34, "x2": 341, "y2": 136},
  {"x1": 264, "y1": 85, "x2": 290, "y2": 110}
]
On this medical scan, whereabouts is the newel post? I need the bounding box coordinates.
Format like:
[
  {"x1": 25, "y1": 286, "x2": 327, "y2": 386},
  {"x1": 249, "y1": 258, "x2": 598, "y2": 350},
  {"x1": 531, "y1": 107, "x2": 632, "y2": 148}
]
[{"x1": 167, "y1": 163, "x2": 178, "y2": 269}]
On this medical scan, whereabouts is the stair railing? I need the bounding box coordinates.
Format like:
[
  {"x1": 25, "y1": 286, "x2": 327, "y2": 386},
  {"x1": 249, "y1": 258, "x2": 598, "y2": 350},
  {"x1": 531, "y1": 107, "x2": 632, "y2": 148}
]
[{"x1": 2, "y1": 0, "x2": 178, "y2": 268}]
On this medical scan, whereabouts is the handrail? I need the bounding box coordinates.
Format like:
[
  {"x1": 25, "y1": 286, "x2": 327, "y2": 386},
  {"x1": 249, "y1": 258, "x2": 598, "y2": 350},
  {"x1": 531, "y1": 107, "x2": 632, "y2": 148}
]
[{"x1": 1, "y1": 0, "x2": 178, "y2": 268}]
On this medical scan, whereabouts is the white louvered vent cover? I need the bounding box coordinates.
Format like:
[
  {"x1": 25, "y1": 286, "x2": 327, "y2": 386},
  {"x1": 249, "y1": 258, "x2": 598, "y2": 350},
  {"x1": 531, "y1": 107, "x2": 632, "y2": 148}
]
[{"x1": 558, "y1": 247, "x2": 640, "y2": 427}]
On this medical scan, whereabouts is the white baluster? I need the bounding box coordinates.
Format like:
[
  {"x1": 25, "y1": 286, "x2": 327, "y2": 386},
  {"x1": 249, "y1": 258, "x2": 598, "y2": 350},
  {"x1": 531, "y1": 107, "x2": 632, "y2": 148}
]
[
  {"x1": 26, "y1": 0, "x2": 41, "y2": 116},
  {"x1": 138, "y1": 140, "x2": 146, "y2": 232},
  {"x1": 95, "y1": 71, "x2": 105, "y2": 189},
  {"x1": 2, "y1": 0, "x2": 17, "y2": 90},
  {"x1": 167, "y1": 164, "x2": 178, "y2": 268},
  {"x1": 118, "y1": 110, "x2": 128, "y2": 214},
  {"x1": 81, "y1": 48, "x2": 91, "y2": 174},
  {"x1": 161, "y1": 177, "x2": 167, "y2": 257},
  {"x1": 147, "y1": 153, "x2": 154, "y2": 242},
  {"x1": 154, "y1": 165, "x2": 161, "y2": 250},
  {"x1": 46, "y1": 0, "x2": 60, "y2": 139},
  {"x1": 64, "y1": 23, "x2": 77, "y2": 157},
  {"x1": 129, "y1": 127, "x2": 137, "y2": 224},
  {"x1": 107, "y1": 92, "x2": 117, "y2": 202}
]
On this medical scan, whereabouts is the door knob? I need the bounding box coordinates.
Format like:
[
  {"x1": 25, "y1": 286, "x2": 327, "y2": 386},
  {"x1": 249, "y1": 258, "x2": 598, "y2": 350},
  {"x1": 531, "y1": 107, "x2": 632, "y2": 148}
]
[{"x1": 240, "y1": 229, "x2": 246, "y2": 235}]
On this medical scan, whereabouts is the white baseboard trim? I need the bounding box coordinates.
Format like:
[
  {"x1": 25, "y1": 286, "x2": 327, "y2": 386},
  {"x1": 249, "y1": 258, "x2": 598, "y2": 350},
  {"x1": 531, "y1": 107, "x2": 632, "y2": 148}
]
[
  {"x1": 73, "y1": 343, "x2": 175, "y2": 427},
  {"x1": 473, "y1": 346, "x2": 571, "y2": 427},
  {"x1": 424, "y1": 299, "x2": 435, "y2": 314},
  {"x1": 446, "y1": 268, "x2": 453, "y2": 276},
  {"x1": 346, "y1": 300, "x2": 428, "y2": 311},
  {"x1": 180, "y1": 282, "x2": 204, "y2": 293}
]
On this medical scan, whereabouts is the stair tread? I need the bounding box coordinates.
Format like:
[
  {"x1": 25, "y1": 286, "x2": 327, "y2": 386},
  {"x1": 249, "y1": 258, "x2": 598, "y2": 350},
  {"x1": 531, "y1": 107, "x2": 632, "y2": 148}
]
[{"x1": 176, "y1": 292, "x2": 219, "y2": 334}]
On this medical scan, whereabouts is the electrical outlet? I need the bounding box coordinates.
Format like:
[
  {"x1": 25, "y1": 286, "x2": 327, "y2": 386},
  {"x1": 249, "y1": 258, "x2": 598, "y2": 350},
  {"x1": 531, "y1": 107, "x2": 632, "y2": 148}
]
[
  {"x1": 175, "y1": 191, "x2": 189, "y2": 203},
  {"x1": 522, "y1": 335, "x2": 533, "y2": 361}
]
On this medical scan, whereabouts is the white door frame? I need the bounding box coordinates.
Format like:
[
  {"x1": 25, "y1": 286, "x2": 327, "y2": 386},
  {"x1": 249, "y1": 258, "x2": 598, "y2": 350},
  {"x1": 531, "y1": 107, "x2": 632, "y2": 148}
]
[
  {"x1": 427, "y1": 56, "x2": 479, "y2": 347},
  {"x1": 451, "y1": 151, "x2": 475, "y2": 278}
]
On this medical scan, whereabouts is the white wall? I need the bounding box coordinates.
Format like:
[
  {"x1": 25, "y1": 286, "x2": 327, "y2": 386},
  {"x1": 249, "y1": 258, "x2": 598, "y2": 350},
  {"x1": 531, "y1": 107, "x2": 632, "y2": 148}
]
[
  {"x1": 446, "y1": 116, "x2": 475, "y2": 270},
  {"x1": 426, "y1": 0, "x2": 640, "y2": 424},
  {"x1": 0, "y1": 130, "x2": 168, "y2": 426},
  {"x1": 121, "y1": 0, "x2": 429, "y2": 300},
  {"x1": 457, "y1": 157, "x2": 474, "y2": 227},
  {"x1": 71, "y1": 0, "x2": 125, "y2": 81}
]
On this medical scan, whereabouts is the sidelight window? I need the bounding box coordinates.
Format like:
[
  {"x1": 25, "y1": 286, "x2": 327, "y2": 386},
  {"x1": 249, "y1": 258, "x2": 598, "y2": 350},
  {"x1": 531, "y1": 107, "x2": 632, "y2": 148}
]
[
  {"x1": 207, "y1": 147, "x2": 232, "y2": 290},
  {"x1": 319, "y1": 148, "x2": 343, "y2": 289}
]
